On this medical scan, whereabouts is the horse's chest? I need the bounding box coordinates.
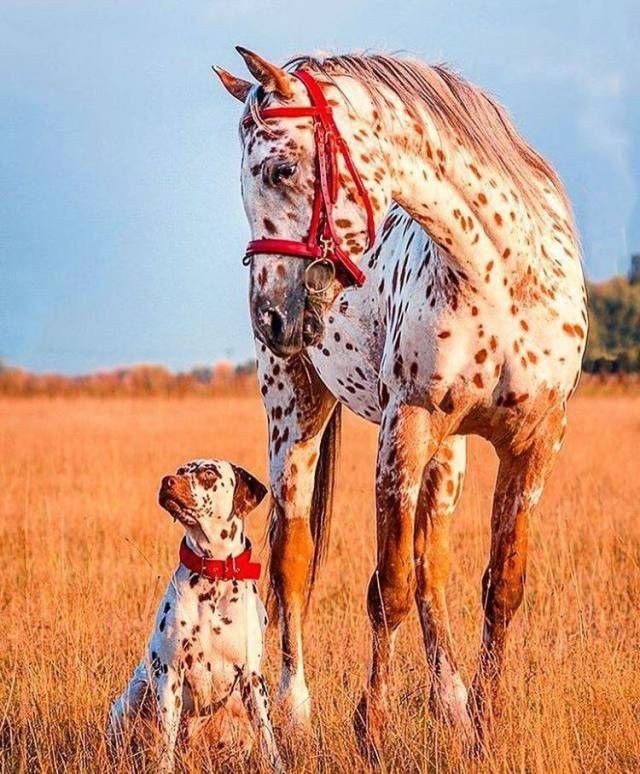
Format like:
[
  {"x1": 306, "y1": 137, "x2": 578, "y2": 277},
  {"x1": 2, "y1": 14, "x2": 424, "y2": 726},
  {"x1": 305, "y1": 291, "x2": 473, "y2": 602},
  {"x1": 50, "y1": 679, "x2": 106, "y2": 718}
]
[{"x1": 308, "y1": 291, "x2": 383, "y2": 423}]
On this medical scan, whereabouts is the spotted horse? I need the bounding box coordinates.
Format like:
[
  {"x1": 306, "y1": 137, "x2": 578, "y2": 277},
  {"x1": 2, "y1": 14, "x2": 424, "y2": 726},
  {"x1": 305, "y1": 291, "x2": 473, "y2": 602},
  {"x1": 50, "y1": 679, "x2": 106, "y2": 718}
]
[{"x1": 214, "y1": 49, "x2": 587, "y2": 759}]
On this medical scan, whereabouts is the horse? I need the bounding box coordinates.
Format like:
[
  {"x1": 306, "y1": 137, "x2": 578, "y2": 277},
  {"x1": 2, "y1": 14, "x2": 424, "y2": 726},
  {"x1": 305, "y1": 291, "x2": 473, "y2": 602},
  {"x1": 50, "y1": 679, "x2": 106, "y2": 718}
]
[{"x1": 214, "y1": 49, "x2": 587, "y2": 758}]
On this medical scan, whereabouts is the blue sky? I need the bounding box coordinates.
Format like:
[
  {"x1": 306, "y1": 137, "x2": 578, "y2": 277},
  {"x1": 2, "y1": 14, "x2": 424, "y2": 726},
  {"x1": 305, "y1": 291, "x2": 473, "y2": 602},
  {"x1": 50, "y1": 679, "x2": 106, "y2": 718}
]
[{"x1": 1, "y1": 1, "x2": 638, "y2": 374}]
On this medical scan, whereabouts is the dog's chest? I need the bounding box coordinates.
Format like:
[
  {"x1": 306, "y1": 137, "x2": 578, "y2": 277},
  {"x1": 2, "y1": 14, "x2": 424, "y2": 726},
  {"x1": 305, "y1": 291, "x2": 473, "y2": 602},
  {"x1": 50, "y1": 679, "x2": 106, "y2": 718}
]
[{"x1": 169, "y1": 575, "x2": 263, "y2": 710}]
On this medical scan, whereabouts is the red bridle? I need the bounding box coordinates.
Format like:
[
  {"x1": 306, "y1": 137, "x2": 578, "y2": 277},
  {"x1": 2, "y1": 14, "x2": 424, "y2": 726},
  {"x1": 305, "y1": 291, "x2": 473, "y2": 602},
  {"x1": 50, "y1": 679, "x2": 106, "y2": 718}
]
[{"x1": 243, "y1": 69, "x2": 376, "y2": 288}]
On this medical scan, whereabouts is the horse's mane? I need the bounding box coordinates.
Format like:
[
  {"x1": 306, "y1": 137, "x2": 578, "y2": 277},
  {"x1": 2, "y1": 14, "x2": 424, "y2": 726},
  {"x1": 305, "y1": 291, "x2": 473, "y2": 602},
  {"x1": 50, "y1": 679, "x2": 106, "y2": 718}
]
[{"x1": 274, "y1": 53, "x2": 575, "y2": 238}]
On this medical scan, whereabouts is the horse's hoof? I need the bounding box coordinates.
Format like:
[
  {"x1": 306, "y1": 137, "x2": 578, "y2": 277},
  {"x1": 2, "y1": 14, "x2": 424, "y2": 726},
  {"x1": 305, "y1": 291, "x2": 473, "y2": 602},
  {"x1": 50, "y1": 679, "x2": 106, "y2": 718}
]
[
  {"x1": 353, "y1": 693, "x2": 384, "y2": 767},
  {"x1": 277, "y1": 687, "x2": 312, "y2": 735},
  {"x1": 466, "y1": 683, "x2": 498, "y2": 753},
  {"x1": 428, "y1": 683, "x2": 475, "y2": 744}
]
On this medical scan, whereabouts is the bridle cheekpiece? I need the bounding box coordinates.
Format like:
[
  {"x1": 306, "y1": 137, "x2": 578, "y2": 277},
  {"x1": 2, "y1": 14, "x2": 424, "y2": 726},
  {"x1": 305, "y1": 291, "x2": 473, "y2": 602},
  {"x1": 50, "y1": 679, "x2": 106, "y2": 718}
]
[{"x1": 243, "y1": 69, "x2": 376, "y2": 288}]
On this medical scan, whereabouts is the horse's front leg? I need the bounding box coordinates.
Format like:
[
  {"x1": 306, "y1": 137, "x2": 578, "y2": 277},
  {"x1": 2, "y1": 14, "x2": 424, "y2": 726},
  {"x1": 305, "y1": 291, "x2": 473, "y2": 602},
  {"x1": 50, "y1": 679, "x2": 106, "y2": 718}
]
[
  {"x1": 259, "y1": 349, "x2": 339, "y2": 731},
  {"x1": 355, "y1": 400, "x2": 437, "y2": 762}
]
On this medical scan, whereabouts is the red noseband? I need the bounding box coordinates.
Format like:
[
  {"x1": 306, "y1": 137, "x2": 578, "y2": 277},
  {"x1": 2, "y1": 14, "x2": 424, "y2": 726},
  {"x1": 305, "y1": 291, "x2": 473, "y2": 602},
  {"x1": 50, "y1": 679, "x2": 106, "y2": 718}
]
[{"x1": 244, "y1": 69, "x2": 375, "y2": 287}]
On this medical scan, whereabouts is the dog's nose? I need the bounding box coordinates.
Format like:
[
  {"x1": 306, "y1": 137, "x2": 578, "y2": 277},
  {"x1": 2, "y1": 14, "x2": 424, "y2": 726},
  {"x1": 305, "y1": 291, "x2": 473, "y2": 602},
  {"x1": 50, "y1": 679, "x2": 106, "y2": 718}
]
[{"x1": 161, "y1": 475, "x2": 177, "y2": 490}]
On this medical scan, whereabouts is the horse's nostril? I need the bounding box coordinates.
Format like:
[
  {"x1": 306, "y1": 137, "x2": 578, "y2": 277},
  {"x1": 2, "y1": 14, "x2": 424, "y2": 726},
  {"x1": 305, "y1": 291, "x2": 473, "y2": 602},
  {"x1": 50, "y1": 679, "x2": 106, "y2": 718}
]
[
  {"x1": 255, "y1": 303, "x2": 304, "y2": 357},
  {"x1": 264, "y1": 307, "x2": 285, "y2": 342}
]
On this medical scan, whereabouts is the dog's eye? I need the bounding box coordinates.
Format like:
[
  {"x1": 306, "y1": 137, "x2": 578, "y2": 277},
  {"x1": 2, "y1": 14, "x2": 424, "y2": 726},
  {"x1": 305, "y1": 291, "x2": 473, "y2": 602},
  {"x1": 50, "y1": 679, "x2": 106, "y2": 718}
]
[
  {"x1": 263, "y1": 161, "x2": 297, "y2": 187},
  {"x1": 198, "y1": 468, "x2": 218, "y2": 489}
]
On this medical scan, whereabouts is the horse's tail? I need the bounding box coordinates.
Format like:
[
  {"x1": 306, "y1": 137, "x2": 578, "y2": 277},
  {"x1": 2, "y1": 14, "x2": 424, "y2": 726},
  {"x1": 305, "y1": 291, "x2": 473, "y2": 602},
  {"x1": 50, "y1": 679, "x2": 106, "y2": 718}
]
[
  {"x1": 308, "y1": 402, "x2": 341, "y2": 590},
  {"x1": 267, "y1": 403, "x2": 341, "y2": 617}
]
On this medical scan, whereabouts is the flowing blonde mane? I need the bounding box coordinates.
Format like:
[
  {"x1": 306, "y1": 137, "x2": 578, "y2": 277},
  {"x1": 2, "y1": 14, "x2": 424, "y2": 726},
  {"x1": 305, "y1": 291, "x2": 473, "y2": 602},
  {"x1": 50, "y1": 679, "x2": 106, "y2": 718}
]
[{"x1": 275, "y1": 53, "x2": 575, "y2": 238}]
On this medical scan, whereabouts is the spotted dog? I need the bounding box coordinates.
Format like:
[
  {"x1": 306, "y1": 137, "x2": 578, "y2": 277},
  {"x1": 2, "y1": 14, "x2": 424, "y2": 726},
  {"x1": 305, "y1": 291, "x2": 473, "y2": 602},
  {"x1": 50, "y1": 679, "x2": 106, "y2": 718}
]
[{"x1": 107, "y1": 459, "x2": 283, "y2": 772}]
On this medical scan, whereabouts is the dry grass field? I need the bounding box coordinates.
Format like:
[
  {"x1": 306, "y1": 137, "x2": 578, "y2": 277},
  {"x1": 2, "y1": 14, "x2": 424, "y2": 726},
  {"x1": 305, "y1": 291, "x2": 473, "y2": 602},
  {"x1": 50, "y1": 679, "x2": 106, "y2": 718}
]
[{"x1": 0, "y1": 394, "x2": 639, "y2": 772}]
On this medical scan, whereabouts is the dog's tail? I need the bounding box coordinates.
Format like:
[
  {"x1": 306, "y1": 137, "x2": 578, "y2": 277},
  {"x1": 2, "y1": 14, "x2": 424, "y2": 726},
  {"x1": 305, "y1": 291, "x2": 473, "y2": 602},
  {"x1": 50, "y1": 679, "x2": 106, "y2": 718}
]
[{"x1": 267, "y1": 403, "x2": 341, "y2": 618}]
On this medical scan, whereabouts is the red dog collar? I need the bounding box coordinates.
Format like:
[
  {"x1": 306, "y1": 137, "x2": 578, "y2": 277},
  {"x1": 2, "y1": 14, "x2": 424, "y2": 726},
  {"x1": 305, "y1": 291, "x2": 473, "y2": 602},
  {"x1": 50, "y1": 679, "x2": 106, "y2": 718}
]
[
  {"x1": 244, "y1": 69, "x2": 374, "y2": 287},
  {"x1": 180, "y1": 538, "x2": 261, "y2": 581}
]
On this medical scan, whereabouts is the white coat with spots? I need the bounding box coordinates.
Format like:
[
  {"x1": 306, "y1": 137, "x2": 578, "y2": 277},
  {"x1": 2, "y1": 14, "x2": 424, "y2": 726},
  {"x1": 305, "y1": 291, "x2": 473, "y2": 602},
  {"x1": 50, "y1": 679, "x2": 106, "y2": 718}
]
[
  {"x1": 215, "y1": 49, "x2": 587, "y2": 760},
  {"x1": 107, "y1": 459, "x2": 283, "y2": 773}
]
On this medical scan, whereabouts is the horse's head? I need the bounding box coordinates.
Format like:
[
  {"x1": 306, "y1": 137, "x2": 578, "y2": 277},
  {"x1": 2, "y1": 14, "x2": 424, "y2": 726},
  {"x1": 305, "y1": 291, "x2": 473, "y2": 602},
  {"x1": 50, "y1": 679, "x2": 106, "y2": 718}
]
[{"x1": 214, "y1": 48, "x2": 390, "y2": 357}]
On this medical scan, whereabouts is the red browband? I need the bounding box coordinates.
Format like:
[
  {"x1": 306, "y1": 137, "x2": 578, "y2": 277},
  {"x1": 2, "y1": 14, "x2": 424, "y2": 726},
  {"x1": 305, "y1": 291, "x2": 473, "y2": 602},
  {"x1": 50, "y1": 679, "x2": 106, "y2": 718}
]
[
  {"x1": 244, "y1": 69, "x2": 375, "y2": 287},
  {"x1": 180, "y1": 537, "x2": 261, "y2": 581}
]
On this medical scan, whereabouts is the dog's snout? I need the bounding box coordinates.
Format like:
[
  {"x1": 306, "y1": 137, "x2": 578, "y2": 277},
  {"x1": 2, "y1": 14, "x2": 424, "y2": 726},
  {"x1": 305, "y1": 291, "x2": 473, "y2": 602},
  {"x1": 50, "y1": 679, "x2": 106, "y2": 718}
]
[
  {"x1": 161, "y1": 475, "x2": 177, "y2": 491},
  {"x1": 158, "y1": 473, "x2": 195, "y2": 517}
]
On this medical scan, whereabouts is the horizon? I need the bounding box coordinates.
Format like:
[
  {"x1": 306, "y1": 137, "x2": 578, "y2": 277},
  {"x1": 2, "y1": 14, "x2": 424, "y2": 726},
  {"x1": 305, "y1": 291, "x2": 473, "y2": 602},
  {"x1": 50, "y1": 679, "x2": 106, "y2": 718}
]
[
  {"x1": 2, "y1": 1, "x2": 639, "y2": 375},
  {"x1": 0, "y1": 357, "x2": 251, "y2": 376},
  {"x1": 2, "y1": 268, "x2": 637, "y2": 377}
]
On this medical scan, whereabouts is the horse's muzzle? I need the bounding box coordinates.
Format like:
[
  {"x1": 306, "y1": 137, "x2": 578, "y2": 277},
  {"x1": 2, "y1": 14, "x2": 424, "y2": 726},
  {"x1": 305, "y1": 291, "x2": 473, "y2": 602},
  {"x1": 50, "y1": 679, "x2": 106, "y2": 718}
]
[
  {"x1": 254, "y1": 302, "x2": 303, "y2": 358},
  {"x1": 253, "y1": 300, "x2": 324, "y2": 358}
]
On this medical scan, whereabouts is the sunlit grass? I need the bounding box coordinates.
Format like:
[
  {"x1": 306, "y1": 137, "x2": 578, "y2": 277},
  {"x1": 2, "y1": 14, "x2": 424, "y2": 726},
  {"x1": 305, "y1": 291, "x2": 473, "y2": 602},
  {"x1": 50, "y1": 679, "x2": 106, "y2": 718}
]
[{"x1": 0, "y1": 395, "x2": 638, "y2": 771}]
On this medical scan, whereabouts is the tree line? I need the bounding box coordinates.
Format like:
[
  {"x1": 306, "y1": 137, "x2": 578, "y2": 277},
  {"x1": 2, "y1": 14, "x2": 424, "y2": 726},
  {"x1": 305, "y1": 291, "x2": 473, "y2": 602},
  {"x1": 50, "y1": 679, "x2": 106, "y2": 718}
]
[
  {"x1": 584, "y1": 260, "x2": 640, "y2": 373},
  {"x1": 2, "y1": 260, "x2": 639, "y2": 395},
  {"x1": 0, "y1": 361, "x2": 259, "y2": 398}
]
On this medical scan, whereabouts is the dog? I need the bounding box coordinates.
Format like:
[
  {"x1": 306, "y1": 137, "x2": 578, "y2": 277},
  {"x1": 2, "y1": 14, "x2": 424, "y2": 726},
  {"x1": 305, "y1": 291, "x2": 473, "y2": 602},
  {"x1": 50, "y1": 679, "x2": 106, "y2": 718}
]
[{"x1": 107, "y1": 459, "x2": 283, "y2": 772}]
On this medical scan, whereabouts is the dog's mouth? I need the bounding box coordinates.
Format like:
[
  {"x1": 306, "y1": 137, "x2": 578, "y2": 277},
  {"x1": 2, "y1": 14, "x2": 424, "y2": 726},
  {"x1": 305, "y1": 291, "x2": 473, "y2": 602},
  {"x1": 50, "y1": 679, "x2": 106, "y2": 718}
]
[{"x1": 159, "y1": 493, "x2": 198, "y2": 527}]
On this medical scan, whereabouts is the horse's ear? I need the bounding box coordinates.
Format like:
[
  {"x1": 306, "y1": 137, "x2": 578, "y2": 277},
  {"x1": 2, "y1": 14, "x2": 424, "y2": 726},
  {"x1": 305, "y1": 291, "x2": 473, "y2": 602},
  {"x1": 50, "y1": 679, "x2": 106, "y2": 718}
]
[
  {"x1": 212, "y1": 65, "x2": 252, "y2": 103},
  {"x1": 235, "y1": 46, "x2": 293, "y2": 100},
  {"x1": 231, "y1": 464, "x2": 268, "y2": 518}
]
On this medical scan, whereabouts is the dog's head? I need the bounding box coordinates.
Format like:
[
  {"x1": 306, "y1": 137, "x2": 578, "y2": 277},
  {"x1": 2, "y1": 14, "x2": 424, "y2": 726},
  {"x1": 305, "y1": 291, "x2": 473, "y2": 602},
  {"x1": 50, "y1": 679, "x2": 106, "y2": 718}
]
[{"x1": 158, "y1": 459, "x2": 267, "y2": 540}]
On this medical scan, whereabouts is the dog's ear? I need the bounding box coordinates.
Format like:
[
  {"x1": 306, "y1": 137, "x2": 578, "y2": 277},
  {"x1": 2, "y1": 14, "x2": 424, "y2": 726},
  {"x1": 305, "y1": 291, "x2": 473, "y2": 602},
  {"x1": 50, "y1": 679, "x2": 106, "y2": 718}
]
[{"x1": 231, "y1": 464, "x2": 268, "y2": 517}]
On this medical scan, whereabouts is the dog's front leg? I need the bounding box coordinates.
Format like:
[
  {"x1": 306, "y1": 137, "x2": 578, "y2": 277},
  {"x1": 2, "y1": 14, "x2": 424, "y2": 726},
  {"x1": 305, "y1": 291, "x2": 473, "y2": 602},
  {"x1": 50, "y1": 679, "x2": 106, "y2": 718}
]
[
  {"x1": 107, "y1": 661, "x2": 148, "y2": 756},
  {"x1": 240, "y1": 671, "x2": 284, "y2": 772},
  {"x1": 154, "y1": 665, "x2": 184, "y2": 773}
]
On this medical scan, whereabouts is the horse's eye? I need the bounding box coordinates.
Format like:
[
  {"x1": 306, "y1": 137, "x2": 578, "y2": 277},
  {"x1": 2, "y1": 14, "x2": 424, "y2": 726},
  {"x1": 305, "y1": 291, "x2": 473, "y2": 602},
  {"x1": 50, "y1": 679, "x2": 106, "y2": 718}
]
[{"x1": 265, "y1": 161, "x2": 297, "y2": 186}]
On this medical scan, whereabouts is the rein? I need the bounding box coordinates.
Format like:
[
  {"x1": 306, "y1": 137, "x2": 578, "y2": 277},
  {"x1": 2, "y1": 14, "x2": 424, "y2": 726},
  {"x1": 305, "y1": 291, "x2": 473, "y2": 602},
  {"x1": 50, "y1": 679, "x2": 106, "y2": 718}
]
[{"x1": 244, "y1": 69, "x2": 375, "y2": 288}]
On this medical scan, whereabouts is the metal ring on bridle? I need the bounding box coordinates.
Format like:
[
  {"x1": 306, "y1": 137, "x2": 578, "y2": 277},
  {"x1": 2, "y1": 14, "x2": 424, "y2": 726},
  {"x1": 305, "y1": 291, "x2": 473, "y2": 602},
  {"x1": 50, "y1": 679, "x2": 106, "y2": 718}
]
[{"x1": 304, "y1": 258, "x2": 335, "y2": 294}]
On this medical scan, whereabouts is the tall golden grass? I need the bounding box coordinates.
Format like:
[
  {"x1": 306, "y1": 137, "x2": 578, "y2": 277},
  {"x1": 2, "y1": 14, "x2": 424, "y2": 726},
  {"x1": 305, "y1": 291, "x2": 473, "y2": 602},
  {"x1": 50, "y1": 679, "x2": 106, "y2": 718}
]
[{"x1": 0, "y1": 395, "x2": 638, "y2": 772}]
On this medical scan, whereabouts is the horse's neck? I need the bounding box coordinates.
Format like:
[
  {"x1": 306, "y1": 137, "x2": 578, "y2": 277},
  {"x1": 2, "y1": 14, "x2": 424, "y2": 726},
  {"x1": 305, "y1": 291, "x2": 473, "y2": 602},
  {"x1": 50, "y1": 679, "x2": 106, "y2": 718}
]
[
  {"x1": 336, "y1": 79, "x2": 578, "y2": 288},
  {"x1": 332, "y1": 206, "x2": 428, "y2": 341}
]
